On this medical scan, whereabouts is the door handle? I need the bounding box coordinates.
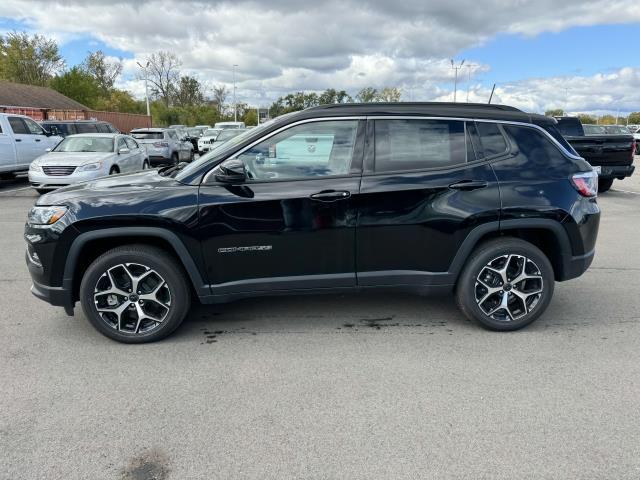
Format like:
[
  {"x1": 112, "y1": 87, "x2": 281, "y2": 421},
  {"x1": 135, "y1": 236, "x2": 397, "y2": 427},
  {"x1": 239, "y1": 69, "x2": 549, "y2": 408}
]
[
  {"x1": 15, "y1": 139, "x2": 22, "y2": 142},
  {"x1": 448, "y1": 180, "x2": 488, "y2": 190},
  {"x1": 310, "y1": 190, "x2": 351, "y2": 202},
  {"x1": 35, "y1": 138, "x2": 41, "y2": 142}
]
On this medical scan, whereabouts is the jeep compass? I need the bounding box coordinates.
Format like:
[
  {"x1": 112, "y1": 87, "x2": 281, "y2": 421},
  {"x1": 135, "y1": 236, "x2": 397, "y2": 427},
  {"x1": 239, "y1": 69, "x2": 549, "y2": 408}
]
[{"x1": 25, "y1": 103, "x2": 600, "y2": 343}]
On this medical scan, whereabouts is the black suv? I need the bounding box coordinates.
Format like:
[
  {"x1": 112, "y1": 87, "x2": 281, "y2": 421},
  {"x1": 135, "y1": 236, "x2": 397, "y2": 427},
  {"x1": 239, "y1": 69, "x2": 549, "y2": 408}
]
[
  {"x1": 25, "y1": 103, "x2": 600, "y2": 343},
  {"x1": 40, "y1": 120, "x2": 119, "y2": 137}
]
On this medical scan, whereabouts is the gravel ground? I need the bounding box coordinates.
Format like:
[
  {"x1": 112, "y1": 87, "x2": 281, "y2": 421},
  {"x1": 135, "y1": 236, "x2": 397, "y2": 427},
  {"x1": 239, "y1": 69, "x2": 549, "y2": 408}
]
[{"x1": 1, "y1": 167, "x2": 639, "y2": 479}]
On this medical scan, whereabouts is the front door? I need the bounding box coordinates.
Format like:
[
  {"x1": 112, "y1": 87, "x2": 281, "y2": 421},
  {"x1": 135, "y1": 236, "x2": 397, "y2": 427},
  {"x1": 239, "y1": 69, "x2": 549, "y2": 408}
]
[
  {"x1": 357, "y1": 118, "x2": 501, "y2": 287},
  {"x1": 8, "y1": 116, "x2": 46, "y2": 166},
  {"x1": 198, "y1": 119, "x2": 364, "y2": 296}
]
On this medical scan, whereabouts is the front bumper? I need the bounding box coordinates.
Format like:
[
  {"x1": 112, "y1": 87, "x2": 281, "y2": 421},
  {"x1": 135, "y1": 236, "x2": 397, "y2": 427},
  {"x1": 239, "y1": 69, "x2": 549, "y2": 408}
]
[
  {"x1": 598, "y1": 164, "x2": 635, "y2": 180},
  {"x1": 28, "y1": 168, "x2": 109, "y2": 190},
  {"x1": 26, "y1": 249, "x2": 74, "y2": 315}
]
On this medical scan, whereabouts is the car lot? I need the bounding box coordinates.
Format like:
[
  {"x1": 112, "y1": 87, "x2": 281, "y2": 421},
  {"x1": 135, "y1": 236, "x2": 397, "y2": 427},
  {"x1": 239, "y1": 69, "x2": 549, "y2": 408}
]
[{"x1": 1, "y1": 168, "x2": 640, "y2": 479}]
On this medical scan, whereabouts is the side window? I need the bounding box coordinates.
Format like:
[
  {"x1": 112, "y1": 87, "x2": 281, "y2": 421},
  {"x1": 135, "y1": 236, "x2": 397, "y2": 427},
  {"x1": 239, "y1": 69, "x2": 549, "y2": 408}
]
[
  {"x1": 23, "y1": 118, "x2": 44, "y2": 135},
  {"x1": 76, "y1": 123, "x2": 98, "y2": 133},
  {"x1": 124, "y1": 137, "x2": 138, "y2": 149},
  {"x1": 8, "y1": 117, "x2": 28, "y2": 134},
  {"x1": 117, "y1": 137, "x2": 127, "y2": 151},
  {"x1": 237, "y1": 120, "x2": 359, "y2": 181},
  {"x1": 466, "y1": 122, "x2": 481, "y2": 161},
  {"x1": 96, "y1": 123, "x2": 110, "y2": 133},
  {"x1": 476, "y1": 122, "x2": 508, "y2": 157},
  {"x1": 374, "y1": 119, "x2": 466, "y2": 172},
  {"x1": 502, "y1": 125, "x2": 568, "y2": 169},
  {"x1": 168, "y1": 130, "x2": 178, "y2": 140},
  {"x1": 107, "y1": 124, "x2": 119, "y2": 133}
]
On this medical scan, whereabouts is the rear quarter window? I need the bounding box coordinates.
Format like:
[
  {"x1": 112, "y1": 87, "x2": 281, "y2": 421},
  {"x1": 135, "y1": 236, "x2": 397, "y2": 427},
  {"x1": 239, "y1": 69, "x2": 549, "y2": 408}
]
[{"x1": 502, "y1": 125, "x2": 569, "y2": 172}]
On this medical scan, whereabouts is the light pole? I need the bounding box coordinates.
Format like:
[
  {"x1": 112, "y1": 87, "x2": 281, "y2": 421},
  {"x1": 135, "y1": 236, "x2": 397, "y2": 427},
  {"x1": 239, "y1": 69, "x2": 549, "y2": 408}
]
[
  {"x1": 233, "y1": 64, "x2": 238, "y2": 122},
  {"x1": 465, "y1": 64, "x2": 476, "y2": 103},
  {"x1": 137, "y1": 60, "x2": 151, "y2": 117},
  {"x1": 450, "y1": 59, "x2": 465, "y2": 102}
]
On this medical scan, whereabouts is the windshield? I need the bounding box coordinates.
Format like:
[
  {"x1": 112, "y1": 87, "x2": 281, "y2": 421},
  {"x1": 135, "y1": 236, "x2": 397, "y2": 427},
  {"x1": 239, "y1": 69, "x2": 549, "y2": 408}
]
[
  {"x1": 132, "y1": 131, "x2": 164, "y2": 139},
  {"x1": 203, "y1": 129, "x2": 221, "y2": 137},
  {"x1": 603, "y1": 125, "x2": 629, "y2": 134},
  {"x1": 53, "y1": 136, "x2": 114, "y2": 153},
  {"x1": 175, "y1": 121, "x2": 276, "y2": 181},
  {"x1": 188, "y1": 128, "x2": 203, "y2": 136}
]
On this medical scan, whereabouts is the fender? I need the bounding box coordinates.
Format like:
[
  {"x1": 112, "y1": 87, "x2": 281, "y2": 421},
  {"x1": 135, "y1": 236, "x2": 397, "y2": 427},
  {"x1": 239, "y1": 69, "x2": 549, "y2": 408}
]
[
  {"x1": 61, "y1": 227, "x2": 210, "y2": 298},
  {"x1": 447, "y1": 218, "x2": 574, "y2": 281}
]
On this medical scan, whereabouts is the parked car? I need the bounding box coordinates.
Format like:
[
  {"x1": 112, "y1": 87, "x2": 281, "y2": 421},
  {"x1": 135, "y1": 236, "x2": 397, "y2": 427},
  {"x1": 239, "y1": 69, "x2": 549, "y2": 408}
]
[
  {"x1": 28, "y1": 133, "x2": 149, "y2": 194},
  {"x1": 555, "y1": 117, "x2": 635, "y2": 192},
  {"x1": 206, "y1": 128, "x2": 246, "y2": 153},
  {"x1": 130, "y1": 128, "x2": 193, "y2": 165},
  {"x1": 40, "y1": 120, "x2": 119, "y2": 137},
  {"x1": 633, "y1": 127, "x2": 640, "y2": 154},
  {"x1": 0, "y1": 113, "x2": 62, "y2": 179},
  {"x1": 195, "y1": 124, "x2": 211, "y2": 129},
  {"x1": 197, "y1": 128, "x2": 223, "y2": 154},
  {"x1": 214, "y1": 121, "x2": 246, "y2": 129},
  {"x1": 185, "y1": 127, "x2": 206, "y2": 153},
  {"x1": 25, "y1": 102, "x2": 600, "y2": 343}
]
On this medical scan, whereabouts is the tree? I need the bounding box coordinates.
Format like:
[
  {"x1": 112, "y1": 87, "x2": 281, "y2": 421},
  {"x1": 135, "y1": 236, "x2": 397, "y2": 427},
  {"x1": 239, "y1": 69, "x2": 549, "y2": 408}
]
[
  {"x1": 318, "y1": 88, "x2": 352, "y2": 105},
  {"x1": 211, "y1": 85, "x2": 228, "y2": 114},
  {"x1": 356, "y1": 87, "x2": 378, "y2": 103},
  {"x1": 50, "y1": 67, "x2": 101, "y2": 108},
  {"x1": 545, "y1": 109, "x2": 564, "y2": 117},
  {"x1": 175, "y1": 75, "x2": 204, "y2": 107},
  {"x1": 242, "y1": 109, "x2": 258, "y2": 126},
  {"x1": 83, "y1": 50, "x2": 122, "y2": 95},
  {"x1": 598, "y1": 115, "x2": 617, "y2": 125},
  {"x1": 0, "y1": 32, "x2": 64, "y2": 86},
  {"x1": 377, "y1": 87, "x2": 402, "y2": 102},
  {"x1": 576, "y1": 114, "x2": 598, "y2": 125},
  {"x1": 627, "y1": 112, "x2": 640, "y2": 125},
  {"x1": 93, "y1": 89, "x2": 146, "y2": 114},
  {"x1": 144, "y1": 51, "x2": 181, "y2": 106}
]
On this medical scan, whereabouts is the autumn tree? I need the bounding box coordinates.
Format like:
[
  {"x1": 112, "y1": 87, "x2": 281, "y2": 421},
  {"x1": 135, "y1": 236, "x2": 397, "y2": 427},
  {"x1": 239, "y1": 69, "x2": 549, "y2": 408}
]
[
  {"x1": 0, "y1": 32, "x2": 64, "y2": 86},
  {"x1": 175, "y1": 75, "x2": 204, "y2": 106},
  {"x1": 83, "y1": 50, "x2": 122, "y2": 95},
  {"x1": 144, "y1": 51, "x2": 182, "y2": 106}
]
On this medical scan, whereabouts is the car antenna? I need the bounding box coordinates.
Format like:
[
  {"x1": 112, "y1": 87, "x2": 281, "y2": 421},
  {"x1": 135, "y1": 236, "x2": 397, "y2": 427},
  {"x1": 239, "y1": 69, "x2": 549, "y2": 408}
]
[{"x1": 488, "y1": 83, "x2": 496, "y2": 104}]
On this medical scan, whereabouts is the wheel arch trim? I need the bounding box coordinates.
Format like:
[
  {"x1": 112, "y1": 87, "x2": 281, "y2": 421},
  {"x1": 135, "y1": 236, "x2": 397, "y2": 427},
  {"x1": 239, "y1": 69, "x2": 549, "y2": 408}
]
[{"x1": 62, "y1": 227, "x2": 210, "y2": 298}]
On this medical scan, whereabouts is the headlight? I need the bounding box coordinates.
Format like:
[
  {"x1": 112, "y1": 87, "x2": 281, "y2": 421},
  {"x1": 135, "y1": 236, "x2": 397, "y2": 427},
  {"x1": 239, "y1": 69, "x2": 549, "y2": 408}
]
[
  {"x1": 28, "y1": 206, "x2": 68, "y2": 225},
  {"x1": 29, "y1": 162, "x2": 42, "y2": 172},
  {"x1": 77, "y1": 162, "x2": 102, "y2": 172}
]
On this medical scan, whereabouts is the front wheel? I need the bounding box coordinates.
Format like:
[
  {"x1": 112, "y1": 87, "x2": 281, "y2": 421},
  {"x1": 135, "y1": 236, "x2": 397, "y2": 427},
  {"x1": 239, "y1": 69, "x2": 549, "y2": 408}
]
[
  {"x1": 142, "y1": 159, "x2": 150, "y2": 170},
  {"x1": 79, "y1": 245, "x2": 191, "y2": 343},
  {"x1": 598, "y1": 178, "x2": 613, "y2": 193},
  {"x1": 456, "y1": 238, "x2": 554, "y2": 331}
]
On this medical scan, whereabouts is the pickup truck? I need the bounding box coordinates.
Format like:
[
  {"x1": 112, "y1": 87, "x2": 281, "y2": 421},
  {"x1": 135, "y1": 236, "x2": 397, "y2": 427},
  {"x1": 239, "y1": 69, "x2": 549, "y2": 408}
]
[
  {"x1": 554, "y1": 116, "x2": 635, "y2": 192},
  {"x1": 0, "y1": 113, "x2": 62, "y2": 179}
]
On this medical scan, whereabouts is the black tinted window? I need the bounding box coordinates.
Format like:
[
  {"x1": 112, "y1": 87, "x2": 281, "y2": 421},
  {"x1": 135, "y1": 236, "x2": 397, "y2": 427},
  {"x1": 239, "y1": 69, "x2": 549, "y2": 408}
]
[
  {"x1": 540, "y1": 124, "x2": 578, "y2": 155},
  {"x1": 503, "y1": 125, "x2": 567, "y2": 170},
  {"x1": 476, "y1": 122, "x2": 508, "y2": 157},
  {"x1": 374, "y1": 119, "x2": 466, "y2": 172},
  {"x1": 96, "y1": 123, "x2": 110, "y2": 133},
  {"x1": 76, "y1": 123, "x2": 98, "y2": 133},
  {"x1": 555, "y1": 118, "x2": 583, "y2": 136},
  {"x1": 8, "y1": 117, "x2": 28, "y2": 134}
]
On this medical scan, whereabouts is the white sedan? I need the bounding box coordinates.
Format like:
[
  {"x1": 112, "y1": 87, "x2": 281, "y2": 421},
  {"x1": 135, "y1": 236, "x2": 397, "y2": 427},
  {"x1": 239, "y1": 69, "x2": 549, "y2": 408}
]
[{"x1": 28, "y1": 133, "x2": 149, "y2": 194}]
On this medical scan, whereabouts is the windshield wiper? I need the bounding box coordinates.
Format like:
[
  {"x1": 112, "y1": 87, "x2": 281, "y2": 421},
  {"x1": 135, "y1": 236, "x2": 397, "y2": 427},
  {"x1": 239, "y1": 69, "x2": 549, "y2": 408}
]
[{"x1": 158, "y1": 162, "x2": 188, "y2": 177}]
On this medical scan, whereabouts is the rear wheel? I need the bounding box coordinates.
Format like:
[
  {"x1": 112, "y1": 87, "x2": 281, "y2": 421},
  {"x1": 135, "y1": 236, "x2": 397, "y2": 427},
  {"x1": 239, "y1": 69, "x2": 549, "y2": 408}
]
[
  {"x1": 35, "y1": 188, "x2": 49, "y2": 195},
  {"x1": 109, "y1": 166, "x2": 119, "y2": 175},
  {"x1": 171, "y1": 153, "x2": 179, "y2": 165},
  {"x1": 142, "y1": 159, "x2": 150, "y2": 170},
  {"x1": 79, "y1": 245, "x2": 191, "y2": 343},
  {"x1": 598, "y1": 178, "x2": 613, "y2": 193},
  {"x1": 456, "y1": 238, "x2": 554, "y2": 331},
  {"x1": 0, "y1": 173, "x2": 16, "y2": 180}
]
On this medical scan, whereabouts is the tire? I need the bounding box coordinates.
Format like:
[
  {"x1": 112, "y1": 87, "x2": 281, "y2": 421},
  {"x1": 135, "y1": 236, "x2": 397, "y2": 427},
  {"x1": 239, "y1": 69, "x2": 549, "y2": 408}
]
[
  {"x1": 142, "y1": 159, "x2": 150, "y2": 170},
  {"x1": 0, "y1": 173, "x2": 16, "y2": 181},
  {"x1": 598, "y1": 178, "x2": 613, "y2": 193},
  {"x1": 109, "y1": 166, "x2": 119, "y2": 175},
  {"x1": 171, "y1": 153, "x2": 179, "y2": 165},
  {"x1": 35, "y1": 188, "x2": 50, "y2": 195},
  {"x1": 455, "y1": 238, "x2": 554, "y2": 331},
  {"x1": 79, "y1": 245, "x2": 191, "y2": 343}
]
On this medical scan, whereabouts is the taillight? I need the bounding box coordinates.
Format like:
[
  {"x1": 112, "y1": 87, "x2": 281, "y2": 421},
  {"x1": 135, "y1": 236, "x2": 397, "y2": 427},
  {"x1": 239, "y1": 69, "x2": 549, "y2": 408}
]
[
  {"x1": 571, "y1": 171, "x2": 598, "y2": 197},
  {"x1": 153, "y1": 141, "x2": 169, "y2": 148}
]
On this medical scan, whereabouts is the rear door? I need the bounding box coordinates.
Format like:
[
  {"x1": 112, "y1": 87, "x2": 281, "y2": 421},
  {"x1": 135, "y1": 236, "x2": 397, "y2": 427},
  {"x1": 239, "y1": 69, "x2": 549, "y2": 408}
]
[
  {"x1": 356, "y1": 118, "x2": 501, "y2": 286},
  {"x1": 0, "y1": 118, "x2": 17, "y2": 171},
  {"x1": 198, "y1": 119, "x2": 365, "y2": 296}
]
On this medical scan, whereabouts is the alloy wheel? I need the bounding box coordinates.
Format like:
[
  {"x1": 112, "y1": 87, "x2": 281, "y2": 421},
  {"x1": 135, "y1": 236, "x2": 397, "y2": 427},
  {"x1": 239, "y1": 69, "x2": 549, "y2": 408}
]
[
  {"x1": 474, "y1": 254, "x2": 543, "y2": 322},
  {"x1": 93, "y1": 263, "x2": 171, "y2": 334}
]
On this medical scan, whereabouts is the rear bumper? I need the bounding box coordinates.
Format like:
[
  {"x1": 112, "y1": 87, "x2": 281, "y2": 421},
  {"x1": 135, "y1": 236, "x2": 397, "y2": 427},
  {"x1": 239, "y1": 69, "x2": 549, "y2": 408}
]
[
  {"x1": 560, "y1": 248, "x2": 595, "y2": 281},
  {"x1": 598, "y1": 164, "x2": 635, "y2": 179}
]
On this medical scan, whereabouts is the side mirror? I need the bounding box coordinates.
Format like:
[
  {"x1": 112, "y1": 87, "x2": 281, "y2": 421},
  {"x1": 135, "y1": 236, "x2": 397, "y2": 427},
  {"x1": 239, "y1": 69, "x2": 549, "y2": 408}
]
[
  {"x1": 118, "y1": 147, "x2": 130, "y2": 154},
  {"x1": 45, "y1": 148, "x2": 52, "y2": 152},
  {"x1": 214, "y1": 158, "x2": 247, "y2": 183}
]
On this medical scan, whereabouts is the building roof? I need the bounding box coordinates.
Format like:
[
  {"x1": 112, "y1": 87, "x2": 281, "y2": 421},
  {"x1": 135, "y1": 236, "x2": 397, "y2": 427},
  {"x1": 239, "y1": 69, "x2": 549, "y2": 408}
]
[{"x1": 0, "y1": 81, "x2": 88, "y2": 111}]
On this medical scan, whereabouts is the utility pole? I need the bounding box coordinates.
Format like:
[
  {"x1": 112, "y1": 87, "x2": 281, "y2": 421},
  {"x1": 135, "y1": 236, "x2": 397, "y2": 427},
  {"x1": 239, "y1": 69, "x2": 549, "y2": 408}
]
[
  {"x1": 450, "y1": 59, "x2": 465, "y2": 102},
  {"x1": 137, "y1": 60, "x2": 151, "y2": 117},
  {"x1": 233, "y1": 64, "x2": 238, "y2": 122},
  {"x1": 465, "y1": 64, "x2": 476, "y2": 103}
]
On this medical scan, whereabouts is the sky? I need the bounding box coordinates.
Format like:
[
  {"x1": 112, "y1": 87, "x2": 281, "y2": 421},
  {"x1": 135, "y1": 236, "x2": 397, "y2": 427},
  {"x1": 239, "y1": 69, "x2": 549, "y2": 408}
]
[{"x1": 0, "y1": 0, "x2": 639, "y2": 115}]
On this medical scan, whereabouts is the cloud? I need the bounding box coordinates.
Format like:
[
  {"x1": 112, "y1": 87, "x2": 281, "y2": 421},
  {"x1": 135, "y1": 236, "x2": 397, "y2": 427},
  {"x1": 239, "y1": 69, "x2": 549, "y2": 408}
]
[{"x1": 1, "y1": 0, "x2": 639, "y2": 111}]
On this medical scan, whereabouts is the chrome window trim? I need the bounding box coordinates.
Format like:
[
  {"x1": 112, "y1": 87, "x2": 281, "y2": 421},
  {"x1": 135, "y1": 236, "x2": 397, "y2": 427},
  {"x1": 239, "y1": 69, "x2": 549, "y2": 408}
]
[{"x1": 202, "y1": 116, "x2": 365, "y2": 183}]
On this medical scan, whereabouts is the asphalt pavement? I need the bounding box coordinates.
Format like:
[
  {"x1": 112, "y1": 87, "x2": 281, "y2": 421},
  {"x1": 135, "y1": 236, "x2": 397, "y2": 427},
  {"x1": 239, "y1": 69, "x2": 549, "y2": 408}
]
[{"x1": 1, "y1": 167, "x2": 640, "y2": 479}]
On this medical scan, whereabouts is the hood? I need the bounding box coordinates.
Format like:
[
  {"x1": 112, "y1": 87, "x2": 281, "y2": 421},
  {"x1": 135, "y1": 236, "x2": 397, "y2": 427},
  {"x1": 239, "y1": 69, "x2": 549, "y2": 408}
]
[
  {"x1": 37, "y1": 169, "x2": 181, "y2": 205},
  {"x1": 35, "y1": 151, "x2": 113, "y2": 166}
]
